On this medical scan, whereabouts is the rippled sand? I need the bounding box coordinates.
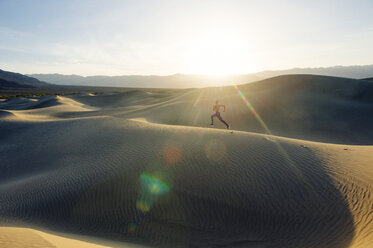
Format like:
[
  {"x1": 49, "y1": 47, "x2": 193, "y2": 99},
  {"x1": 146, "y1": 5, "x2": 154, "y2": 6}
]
[{"x1": 1, "y1": 75, "x2": 373, "y2": 247}]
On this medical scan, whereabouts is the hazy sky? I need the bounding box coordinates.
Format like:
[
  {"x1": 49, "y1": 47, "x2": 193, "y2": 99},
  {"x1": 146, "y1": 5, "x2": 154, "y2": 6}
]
[{"x1": 1, "y1": 0, "x2": 372, "y2": 76}]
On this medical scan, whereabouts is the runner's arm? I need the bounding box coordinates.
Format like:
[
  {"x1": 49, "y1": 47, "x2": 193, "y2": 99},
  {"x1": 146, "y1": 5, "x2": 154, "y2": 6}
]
[{"x1": 221, "y1": 105, "x2": 226, "y2": 112}]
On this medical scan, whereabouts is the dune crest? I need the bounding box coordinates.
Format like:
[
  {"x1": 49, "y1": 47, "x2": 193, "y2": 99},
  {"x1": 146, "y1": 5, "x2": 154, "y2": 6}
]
[{"x1": 0, "y1": 95, "x2": 97, "y2": 122}]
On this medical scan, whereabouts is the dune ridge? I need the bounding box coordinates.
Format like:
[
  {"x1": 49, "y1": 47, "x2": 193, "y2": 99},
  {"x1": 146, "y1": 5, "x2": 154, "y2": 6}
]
[{"x1": 1, "y1": 75, "x2": 373, "y2": 247}]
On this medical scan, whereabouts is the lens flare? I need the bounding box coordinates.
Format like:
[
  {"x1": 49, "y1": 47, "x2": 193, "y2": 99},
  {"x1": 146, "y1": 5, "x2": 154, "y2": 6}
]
[
  {"x1": 128, "y1": 223, "x2": 137, "y2": 233},
  {"x1": 232, "y1": 83, "x2": 310, "y2": 184},
  {"x1": 233, "y1": 84, "x2": 272, "y2": 135},
  {"x1": 163, "y1": 145, "x2": 182, "y2": 164},
  {"x1": 136, "y1": 199, "x2": 151, "y2": 212},
  {"x1": 193, "y1": 90, "x2": 204, "y2": 107},
  {"x1": 192, "y1": 108, "x2": 202, "y2": 125},
  {"x1": 140, "y1": 174, "x2": 170, "y2": 196},
  {"x1": 132, "y1": 173, "x2": 171, "y2": 231},
  {"x1": 192, "y1": 90, "x2": 205, "y2": 125}
]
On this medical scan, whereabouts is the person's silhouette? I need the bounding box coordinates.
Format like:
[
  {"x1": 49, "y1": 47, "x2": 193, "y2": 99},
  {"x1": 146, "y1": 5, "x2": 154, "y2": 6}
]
[{"x1": 210, "y1": 100, "x2": 230, "y2": 129}]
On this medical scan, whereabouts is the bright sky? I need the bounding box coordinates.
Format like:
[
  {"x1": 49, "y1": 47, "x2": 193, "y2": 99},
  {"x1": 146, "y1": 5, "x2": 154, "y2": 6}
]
[{"x1": 0, "y1": 0, "x2": 372, "y2": 76}]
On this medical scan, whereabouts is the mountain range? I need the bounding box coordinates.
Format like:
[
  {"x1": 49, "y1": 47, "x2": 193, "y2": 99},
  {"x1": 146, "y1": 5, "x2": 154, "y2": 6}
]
[
  {"x1": 0, "y1": 69, "x2": 49, "y2": 89},
  {"x1": 28, "y1": 64, "x2": 373, "y2": 88}
]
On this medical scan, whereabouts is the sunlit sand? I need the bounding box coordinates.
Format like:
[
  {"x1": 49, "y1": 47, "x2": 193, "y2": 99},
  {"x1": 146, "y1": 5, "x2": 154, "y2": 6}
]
[{"x1": 1, "y1": 75, "x2": 373, "y2": 247}]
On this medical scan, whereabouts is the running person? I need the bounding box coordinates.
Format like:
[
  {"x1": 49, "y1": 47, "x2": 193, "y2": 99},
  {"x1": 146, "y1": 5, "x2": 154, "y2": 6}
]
[{"x1": 210, "y1": 100, "x2": 230, "y2": 129}]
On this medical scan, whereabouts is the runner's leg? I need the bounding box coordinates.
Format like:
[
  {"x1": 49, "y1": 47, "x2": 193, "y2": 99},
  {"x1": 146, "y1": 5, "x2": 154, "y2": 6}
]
[
  {"x1": 217, "y1": 113, "x2": 229, "y2": 128},
  {"x1": 211, "y1": 113, "x2": 217, "y2": 125}
]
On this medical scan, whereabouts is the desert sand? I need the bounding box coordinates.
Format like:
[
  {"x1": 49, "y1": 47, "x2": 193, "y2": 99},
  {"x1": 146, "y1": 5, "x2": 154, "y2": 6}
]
[
  {"x1": 0, "y1": 226, "x2": 146, "y2": 248},
  {"x1": 1, "y1": 75, "x2": 373, "y2": 247}
]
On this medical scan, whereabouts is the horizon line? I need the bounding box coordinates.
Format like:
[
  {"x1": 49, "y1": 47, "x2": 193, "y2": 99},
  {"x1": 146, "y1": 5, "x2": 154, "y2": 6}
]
[{"x1": 15, "y1": 63, "x2": 373, "y2": 78}]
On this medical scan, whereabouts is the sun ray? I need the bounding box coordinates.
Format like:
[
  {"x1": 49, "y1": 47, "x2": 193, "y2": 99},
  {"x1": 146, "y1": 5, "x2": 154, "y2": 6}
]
[
  {"x1": 192, "y1": 89, "x2": 205, "y2": 125},
  {"x1": 233, "y1": 84, "x2": 272, "y2": 135},
  {"x1": 232, "y1": 83, "x2": 311, "y2": 185}
]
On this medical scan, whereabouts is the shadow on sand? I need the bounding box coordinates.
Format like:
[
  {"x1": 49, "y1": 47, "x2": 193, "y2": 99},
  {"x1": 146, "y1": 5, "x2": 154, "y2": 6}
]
[{"x1": 0, "y1": 117, "x2": 355, "y2": 247}]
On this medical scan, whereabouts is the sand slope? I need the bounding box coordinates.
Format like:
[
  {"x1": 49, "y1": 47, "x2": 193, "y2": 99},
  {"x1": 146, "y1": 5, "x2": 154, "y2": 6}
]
[
  {"x1": 65, "y1": 75, "x2": 373, "y2": 144},
  {"x1": 1, "y1": 75, "x2": 373, "y2": 247},
  {"x1": 0, "y1": 226, "x2": 145, "y2": 248}
]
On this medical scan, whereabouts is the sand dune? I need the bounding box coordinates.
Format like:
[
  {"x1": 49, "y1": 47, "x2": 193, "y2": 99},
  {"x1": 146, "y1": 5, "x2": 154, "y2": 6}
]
[
  {"x1": 0, "y1": 226, "x2": 146, "y2": 248},
  {"x1": 1, "y1": 75, "x2": 373, "y2": 247},
  {"x1": 66, "y1": 75, "x2": 373, "y2": 144},
  {"x1": 0, "y1": 95, "x2": 97, "y2": 121}
]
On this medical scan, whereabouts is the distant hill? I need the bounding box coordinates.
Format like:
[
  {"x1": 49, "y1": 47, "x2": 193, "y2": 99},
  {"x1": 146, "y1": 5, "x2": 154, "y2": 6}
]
[
  {"x1": 256, "y1": 65, "x2": 373, "y2": 80},
  {"x1": 0, "y1": 69, "x2": 50, "y2": 89},
  {"x1": 0, "y1": 78, "x2": 35, "y2": 89},
  {"x1": 28, "y1": 73, "x2": 260, "y2": 88},
  {"x1": 29, "y1": 64, "x2": 373, "y2": 88},
  {"x1": 118, "y1": 74, "x2": 372, "y2": 144},
  {"x1": 0, "y1": 69, "x2": 97, "y2": 97}
]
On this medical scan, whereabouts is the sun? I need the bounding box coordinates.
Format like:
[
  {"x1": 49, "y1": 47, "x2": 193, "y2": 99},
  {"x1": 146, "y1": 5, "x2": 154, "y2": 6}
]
[{"x1": 185, "y1": 31, "x2": 258, "y2": 75}]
